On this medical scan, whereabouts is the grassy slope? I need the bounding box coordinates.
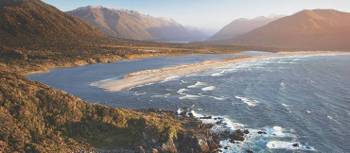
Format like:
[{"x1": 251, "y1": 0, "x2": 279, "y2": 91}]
[
  {"x1": 0, "y1": 1, "x2": 243, "y2": 152},
  {"x1": 0, "y1": 70, "x2": 218, "y2": 152}
]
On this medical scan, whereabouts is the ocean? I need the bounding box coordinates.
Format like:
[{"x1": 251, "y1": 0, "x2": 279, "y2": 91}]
[{"x1": 29, "y1": 51, "x2": 350, "y2": 153}]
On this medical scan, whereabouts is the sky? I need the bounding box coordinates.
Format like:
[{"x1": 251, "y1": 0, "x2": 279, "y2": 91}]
[{"x1": 44, "y1": 0, "x2": 350, "y2": 32}]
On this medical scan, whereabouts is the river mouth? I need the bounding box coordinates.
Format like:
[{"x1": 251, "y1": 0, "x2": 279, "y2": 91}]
[{"x1": 29, "y1": 51, "x2": 350, "y2": 153}]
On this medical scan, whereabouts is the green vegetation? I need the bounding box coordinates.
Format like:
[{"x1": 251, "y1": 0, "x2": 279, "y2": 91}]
[
  {"x1": 0, "y1": 71, "x2": 219, "y2": 152},
  {"x1": 0, "y1": 1, "x2": 238, "y2": 152}
]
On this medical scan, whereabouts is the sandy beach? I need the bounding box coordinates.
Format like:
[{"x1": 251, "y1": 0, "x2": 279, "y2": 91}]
[{"x1": 91, "y1": 51, "x2": 350, "y2": 92}]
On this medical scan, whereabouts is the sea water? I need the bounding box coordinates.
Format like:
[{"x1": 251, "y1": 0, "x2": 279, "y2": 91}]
[{"x1": 29, "y1": 52, "x2": 350, "y2": 153}]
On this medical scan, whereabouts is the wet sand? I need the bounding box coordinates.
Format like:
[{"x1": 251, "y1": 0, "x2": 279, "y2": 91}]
[{"x1": 91, "y1": 51, "x2": 350, "y2": 92}]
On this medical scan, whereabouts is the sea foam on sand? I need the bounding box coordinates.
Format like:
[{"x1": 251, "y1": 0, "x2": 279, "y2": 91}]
[{"x1": 91, "y1": 51, "x2": 350, "y2": 92}]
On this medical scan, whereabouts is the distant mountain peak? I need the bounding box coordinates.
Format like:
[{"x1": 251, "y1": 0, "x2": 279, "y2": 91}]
[
  {"x1": 294, "y1": 9, "x2": 344, "y2": 18},
  {"x1": 209, "y1": 15, "x2": 282, "y2": 41},
  {"x1": 67, "y1": 6, "x2": 208, "y2": 42},
  {"x1": 225, "y1": 9, "x2": 350, "y2": 50}
]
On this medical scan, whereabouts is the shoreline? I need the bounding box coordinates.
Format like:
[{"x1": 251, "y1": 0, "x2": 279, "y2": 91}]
[
  {"x1": 92, "y1": 51, "x2": 350, "y2": 92},
  {"x1": 24, "y1": 52, "x2": 194, "y2": 76}
]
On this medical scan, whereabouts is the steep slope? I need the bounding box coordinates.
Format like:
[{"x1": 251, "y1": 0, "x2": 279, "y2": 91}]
[
  {"x1": 67, "y1": 6, "x2": 208, "y2": 42},
  {"x1": 0, "y1": 0, "x2": 104, "y2": 48},
  {"x1": 0, "y1": 69, "x2": 219, "y2": 152},
  {"x1": 0, "y1": 0, "x2": 146, "y2": 72},
  {"x1": 229, "y1": 9, "x2": 350, "y2": 50},
  {"x1": 209, "y1": 16, "x2": 281, "y2": 41},
  {"x1": 0, "y1": 2, "x2": 222, "y2": 152}
]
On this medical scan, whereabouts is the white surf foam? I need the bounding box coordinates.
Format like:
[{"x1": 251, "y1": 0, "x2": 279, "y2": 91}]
[
  {"x1": 180, "y1": 80, "x2": 187, "y2": 84},
  {"x1": 211, "y1": 71, "x2": 225, "y2": 77},
  {"x1": 151, "y1": 93, "x2": 171, "y2": 98},
  {"x1": 89, "y1": 77, "x2": 121, "y2": 87},
  {"x1": 201, "y1": 86, "x2": 216, "y2": 91},
  {"x1": 281, "y1": 103, "x2": 292, "y2": 113},
  {"x1": 266, "y1": 141, "x2": 316, "y2": 151},
  {"x1": 209, "y1": 96, "x2": 227, "y2": 101},
  {"x1": 235, "y1": 96, "x2": 258, "y2": 107},
  {"x1": 130, "y1": 82, "x2": 155, "y2": 90},
  {"x1": 186, "y1": 110, "x2": 317, "y2": 152},
  {"x1": 280, "y1": 82, "x2": 286, "y2": 89},
  {"x1": 179, "y1": 94, "x2": 201, "y2": 100},
  {"x1": 161, "y1": 75, "x2": 180, "y2": 83},
  {"x1": 272, "y1": 126, "x2": 284, "y2": 137},
  {"x1": 190, "y1": 110, "x2": 244, "y2": 132},
  {"x1": 187, "y1": 81, "x2": 207, "y2": 88},
  {"x1": 134, "y1": 91, "x2": 146, "y2": 96},
  {"x1": 327, "y1": 115, "x2": 333, "y2": 120},
  {"x1": 177, "y1": 88, "x2": 188, "y2": 95},
  {"x1": 176, "y1": 108, "x2": 184, "y2": 115}
]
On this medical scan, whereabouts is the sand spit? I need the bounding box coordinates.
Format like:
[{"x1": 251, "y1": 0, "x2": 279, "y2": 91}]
[{"x1": 92, "y1": 51, "x2": 350, "y2": 92}]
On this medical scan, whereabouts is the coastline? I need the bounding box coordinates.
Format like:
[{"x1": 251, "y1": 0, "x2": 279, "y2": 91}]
[
  {"x1": 92, "y1": 51, "x2": 350, "y2": 92},
  {"x1": 24, "y1": 52, "x2": 193, "y2": 76},
  {"x1": 15, "y1": 50, "x2": 350, "y2": 152}
]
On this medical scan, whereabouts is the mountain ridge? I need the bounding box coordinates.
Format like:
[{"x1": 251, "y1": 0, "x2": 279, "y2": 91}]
[
  {"x1": 209, "y1": 16, "x2": 282, "y2": 41},
  {"x1": 226, "y1": 9, "x2": 350, "y2": 50},
  {"x1": 0, "y1": 1, "x2": 222, "y2": 152},
  {"x1": 67, "y1": 6, "x2": 209, "y2": 42},
  {"x1": 0, "y1": 0, "x2": 107, "y2": 48}
]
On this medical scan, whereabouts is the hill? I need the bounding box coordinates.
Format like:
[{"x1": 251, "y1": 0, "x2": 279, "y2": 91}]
[
  {"x1": 209, "y1": 16, "x2": 281, "y2": 41},
  {"x1": 0, "y1": 0, "x2": 179, "y2": 73},
  {"x1": 0, "y1": 0, "x2": 105, "y2": 48},
  {"x1": 227, "y1": 9, "x2": 350, "y2": 50},
  {"x1": 0, "y1": 1, "x2": 224, "y2": 152},
  {"x1": 67, "y1": 6, "x2": 208, "y2": 42},
  {"x1": 0, "y1": 69, "x2": 220, "y2": 152}
]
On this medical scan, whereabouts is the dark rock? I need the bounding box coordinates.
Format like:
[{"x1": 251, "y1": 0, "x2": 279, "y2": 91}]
[
  {"x1": 175, "y1": 127, "x2": 220, "y2": 153},
  {"x1": 200, "y1": 116, "x2": 212, "y2": 119},
  {"x1": 246, "y1": 149, "x2": 254, "y2": 153},
  {"x1": 243, "y1": 129, "x2": 250, "y2": 134},
  {"x1": 215, "y1": 120, "x2": 224, "y2": 125},
  {"x1": 214, "y1": 117, "x2": 223, "y2": 120},
  {"x1": 293, "y1": 143, "x2": 299, "y2": 147},
  {"x1": 257, "y1": 131, "x2": 267, "y2": 134},
  {"x1": 187, "y1": 112, "x2": 194, "y2": 117},
  {"x1": 217, "y1": 130, "x2": 231, "y2": 140},
  {"x1": 229, "y1": 129, "x2": 245, "y2": 142}
]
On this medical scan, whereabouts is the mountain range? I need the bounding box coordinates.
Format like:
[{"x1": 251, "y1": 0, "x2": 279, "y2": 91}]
[
  {"x1": 209, "y1": 16, "x2": 282, "y2": 41},
  {"x1": 67, "y1": 6, "x2": 209, "y2": 42},
  {"x1": 219, "y1": 9, "x2": 350, "y2": 50},
  {"x1": 0, "y1": 1, "x2": 219, "y2": 152},
  {"x1": 1, "y1": 0, "x2": 350, "y2": 152}
]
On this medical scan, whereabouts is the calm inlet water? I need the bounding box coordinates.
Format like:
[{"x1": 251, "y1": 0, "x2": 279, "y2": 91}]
[{"x1": 29, "y1": 52, "x2": 350, "y2": 153}]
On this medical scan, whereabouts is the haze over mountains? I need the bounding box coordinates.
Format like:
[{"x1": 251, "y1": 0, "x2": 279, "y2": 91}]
[
  {"x1": 1, "y1": 0, "x2": 350, "y2": 51},
  {"x1": 67, "y1": 6, "x2": 209, "y2": 42},
  {"x1": 209, "y1": 16, "x2": 282, "y2": 41},
  {"x1": 220, "y1": 9, "x2": 350, "y2": 50}
]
